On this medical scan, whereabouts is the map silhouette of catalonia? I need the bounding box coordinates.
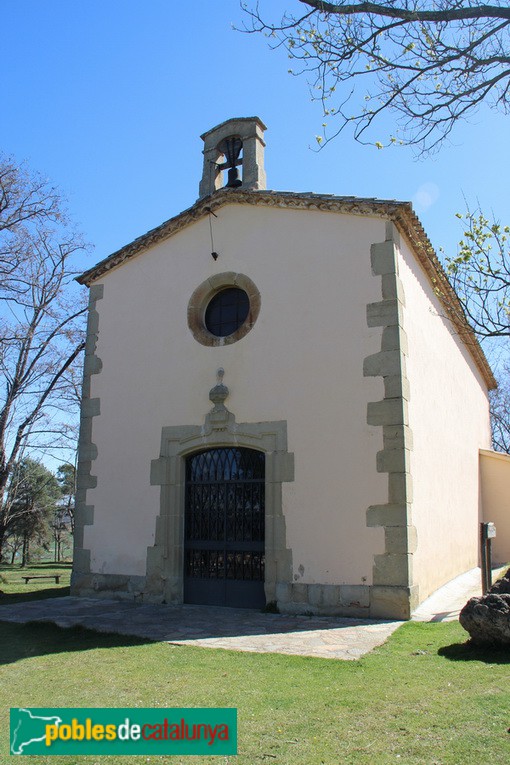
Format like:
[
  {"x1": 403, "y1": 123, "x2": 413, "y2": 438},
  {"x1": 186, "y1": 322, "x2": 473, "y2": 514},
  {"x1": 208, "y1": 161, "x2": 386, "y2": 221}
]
[{"x1": 11, "y1": 708, "x2": 62, "y2": 754}]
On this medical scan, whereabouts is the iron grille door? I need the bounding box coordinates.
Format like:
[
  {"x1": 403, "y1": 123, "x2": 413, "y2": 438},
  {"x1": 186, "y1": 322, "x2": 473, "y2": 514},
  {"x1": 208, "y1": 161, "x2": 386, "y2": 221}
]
[{"x1": 184, "y1": 447, "x2": 265, "y2": 608}]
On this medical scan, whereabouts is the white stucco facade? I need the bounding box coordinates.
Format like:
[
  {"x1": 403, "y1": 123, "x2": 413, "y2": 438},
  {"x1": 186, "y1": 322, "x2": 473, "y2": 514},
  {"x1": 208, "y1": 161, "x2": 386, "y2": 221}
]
[
  {"x1": 397, "y1": 237, "x2": 492, "y2": 600},
  {"x1": 82, "y1": 205, "x2": 390, "y2": 588}
]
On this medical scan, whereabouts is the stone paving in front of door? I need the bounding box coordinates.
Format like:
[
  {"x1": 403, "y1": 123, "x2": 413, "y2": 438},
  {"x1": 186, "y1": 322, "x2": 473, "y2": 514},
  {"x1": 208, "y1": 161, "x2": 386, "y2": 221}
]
[{"x1": 0, "y1": 597, "x2": 401, "y2": 660}]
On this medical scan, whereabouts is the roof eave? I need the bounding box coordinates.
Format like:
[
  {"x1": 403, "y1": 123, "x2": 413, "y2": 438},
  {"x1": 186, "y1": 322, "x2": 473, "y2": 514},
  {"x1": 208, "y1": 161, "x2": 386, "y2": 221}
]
[{"x1": 76, "y1": 188, "x2": 410, "y2": 286}]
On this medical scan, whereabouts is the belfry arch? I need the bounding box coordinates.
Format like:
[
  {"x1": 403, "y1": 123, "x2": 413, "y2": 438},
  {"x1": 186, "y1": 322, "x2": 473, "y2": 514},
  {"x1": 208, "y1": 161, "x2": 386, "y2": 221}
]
[{"x1": 198, "y1": 117, "x2": 267, "y2": 198}]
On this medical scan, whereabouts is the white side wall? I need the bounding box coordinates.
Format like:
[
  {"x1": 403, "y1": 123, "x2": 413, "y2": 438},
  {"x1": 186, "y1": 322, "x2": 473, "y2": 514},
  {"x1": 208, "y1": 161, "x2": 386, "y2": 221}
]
[
  {"x1": 398, "y1": 239, "x2": 492, "y2": 600},
  {"x1": 84, "y1": 205, "x2": 389, "y2": 585}
]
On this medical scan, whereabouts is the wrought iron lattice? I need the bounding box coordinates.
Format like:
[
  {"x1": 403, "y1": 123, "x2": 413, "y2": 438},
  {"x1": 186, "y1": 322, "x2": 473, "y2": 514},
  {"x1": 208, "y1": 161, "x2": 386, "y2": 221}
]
[
  {"x1": 184, "y1": 448, "x2": 265, "y2": 597},
  {"x1": 204, "y1": 288, "x2": 250, "y2": 338}
]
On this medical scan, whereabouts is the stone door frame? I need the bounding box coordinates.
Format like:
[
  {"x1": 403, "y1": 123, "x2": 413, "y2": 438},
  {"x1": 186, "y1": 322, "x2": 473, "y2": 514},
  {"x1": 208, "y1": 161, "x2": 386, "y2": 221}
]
[{"x1": 147, "y1": 400, "x2": 294, "y2": 606}]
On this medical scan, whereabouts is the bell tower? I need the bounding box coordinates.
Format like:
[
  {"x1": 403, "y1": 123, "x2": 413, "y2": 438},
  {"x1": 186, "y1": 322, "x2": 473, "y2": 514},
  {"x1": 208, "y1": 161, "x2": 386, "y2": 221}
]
[{"x1": 198, "y1": 117, "x2": 267, "y2": 199}]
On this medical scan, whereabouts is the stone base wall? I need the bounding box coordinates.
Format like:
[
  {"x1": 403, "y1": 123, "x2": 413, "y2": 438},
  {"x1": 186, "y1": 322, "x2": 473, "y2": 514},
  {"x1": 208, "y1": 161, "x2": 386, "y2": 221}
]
[
  {"x1": 71, "y1": 572, "x2": 415, "y2": 619},
  {"x1": 276, "y1": 582, "x2": 415, "y2": 619},
  {"x1": 71, "y1": 573, "x2": 157, "y2": 603}
]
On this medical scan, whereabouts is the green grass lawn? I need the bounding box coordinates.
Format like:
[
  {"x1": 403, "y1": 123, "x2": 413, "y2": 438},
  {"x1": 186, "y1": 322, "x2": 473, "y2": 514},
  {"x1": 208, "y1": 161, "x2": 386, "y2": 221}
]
[
  {"x1": 0, "y1": 562, "x2": 71, "y2": 604},
  {"x1": 0, "y1": 568, "x2": 509, "y2": 765}
]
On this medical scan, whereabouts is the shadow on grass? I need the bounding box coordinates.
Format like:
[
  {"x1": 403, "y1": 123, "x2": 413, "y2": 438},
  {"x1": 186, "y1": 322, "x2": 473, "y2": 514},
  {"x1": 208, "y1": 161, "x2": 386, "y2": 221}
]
[
  {"x1": 438, "y1": 641, "x2": 510, "y2": 664},
  {"x1": 0, "y1": 620, "x2": 152, "y2": 666},
  {"x1": 0, "y1": 587, "x2": 71, "y2": 605}
]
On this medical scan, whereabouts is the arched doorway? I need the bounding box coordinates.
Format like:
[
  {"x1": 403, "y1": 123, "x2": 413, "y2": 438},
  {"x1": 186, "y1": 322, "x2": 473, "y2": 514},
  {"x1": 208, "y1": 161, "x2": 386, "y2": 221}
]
[{"x1": 183, "y1": 447, "x2": 265, "y2": 608}]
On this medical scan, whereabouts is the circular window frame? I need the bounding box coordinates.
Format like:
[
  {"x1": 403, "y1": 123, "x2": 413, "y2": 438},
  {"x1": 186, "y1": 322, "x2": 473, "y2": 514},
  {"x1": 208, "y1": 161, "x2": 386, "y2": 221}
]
[{"x1": 187, "y1": 272, "x2": 261, "y2": 347}]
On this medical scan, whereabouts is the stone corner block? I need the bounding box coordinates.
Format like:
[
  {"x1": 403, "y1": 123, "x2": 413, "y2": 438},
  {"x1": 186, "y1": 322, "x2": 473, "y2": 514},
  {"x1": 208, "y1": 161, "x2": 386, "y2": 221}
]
[
  {"x1": 89, "y1": 283, "x2": 104, "y2": 303},
  {"x1": 372, "y1": 553, "x2": 412, "y2": 587},
  {"x1": 363, "y1": 350, "x2": 402, "y2": 378},
  {"x1": 381, "y1": 326, "x2": 407, "y2": 353},
  {"x1": 367, "y1": 398, "x2": 407, "y2": 426},
  {"x1": 80, "y1": 505, "x2": 95, "y2": 526},
  {"x1": 370, "y1": 241, "x2": 397, "y2": 276},
  {"x1": 384, "y1": 525, "x2": 418, "y2": 554},
  {"x1": 366, "y1": 503, "x2": 410, "y2": 528},
  {"x1": 78, "y1": 443, "x2": 98, "y2": 463},
  {"x1": 81, "y1": 398, "x2": 101, "y2": 418},
  {"x1": 72, "y1": 548, "x2": 91, "y2": 576},
  {"x1": 383, "y1": 375, "x2": 410, "y2": 401},
  {"x1": 382, "y1": 273, "x2": 406, "y2": 305},
  {"x1": 77, "y1": 473, "x2": 97, "y2": 490},
  {"x1": 367, "y1": 300, "x2": 402, "y2": 328},
  {"x1": 382, "y1": 425, "x2": 413, "y2": 451},
  {"x1": 385, "y1": 221, "x2": 401, "y2": 248},
  {"x1": 87, "y1": 356, "x2": 103, "y2": 376},
  {"x1": 388, "y1": 472, "x2": 413, "y2": 504},
  {"x1": 369, "y1": 585, "x2": 412, "y2": 620},
  {"x1": 376, "y1": 447, "x2": 411, "y2": 474},
  {"x1": 408, "y1": 585, "x2": 420, "y2": 614}
]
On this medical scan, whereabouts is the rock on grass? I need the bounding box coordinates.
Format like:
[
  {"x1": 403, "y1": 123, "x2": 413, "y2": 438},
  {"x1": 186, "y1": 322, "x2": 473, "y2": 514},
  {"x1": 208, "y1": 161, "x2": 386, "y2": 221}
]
[
  {"x1": 459, "y1": 593, "x2": 510, "y2": 646},
  {"x1": 490, "y1": 569, "x2": 510, "y2": 595}
]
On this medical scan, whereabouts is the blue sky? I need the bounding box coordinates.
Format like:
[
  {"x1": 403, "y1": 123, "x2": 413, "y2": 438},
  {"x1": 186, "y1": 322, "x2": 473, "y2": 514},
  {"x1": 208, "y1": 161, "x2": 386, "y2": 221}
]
[{"x1": 2, "y1": 0, "x2": 508, "y2": 279}]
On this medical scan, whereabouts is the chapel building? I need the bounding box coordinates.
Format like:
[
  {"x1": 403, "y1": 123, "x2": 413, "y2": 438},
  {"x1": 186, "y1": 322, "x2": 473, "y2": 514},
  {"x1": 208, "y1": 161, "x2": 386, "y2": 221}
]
[{"x1": 72, "y1": 117, "x2": 509, "y2": 619}]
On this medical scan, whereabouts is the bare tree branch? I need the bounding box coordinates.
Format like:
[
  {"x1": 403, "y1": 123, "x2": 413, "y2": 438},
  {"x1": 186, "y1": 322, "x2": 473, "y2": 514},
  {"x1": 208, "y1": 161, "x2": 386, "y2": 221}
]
[
  {"x1": 242, "y1": 1, "x2": 510, "y2": 152},
  {"x1": 299, "y1": 2, "x2": 510, "y2": 23},
  {"x1": 0, "y1": 156, "x2": 88, "y2": 558}
]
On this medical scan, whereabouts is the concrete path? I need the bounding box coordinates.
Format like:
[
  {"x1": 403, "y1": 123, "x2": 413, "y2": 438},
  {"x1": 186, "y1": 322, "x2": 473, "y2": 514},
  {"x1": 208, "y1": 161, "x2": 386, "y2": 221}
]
[
  {"x1": 1, "y1": 566, "x2": 503, "y2": 660},
  {"x1": 412, "y1": 565, "x2": 507, "y2": 622}
]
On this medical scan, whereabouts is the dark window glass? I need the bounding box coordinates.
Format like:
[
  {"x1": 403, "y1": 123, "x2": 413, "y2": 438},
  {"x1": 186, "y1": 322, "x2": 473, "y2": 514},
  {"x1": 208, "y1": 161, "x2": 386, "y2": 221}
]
[{"x1": 204, "y1": 288, "x2": 249, "y2": 337}]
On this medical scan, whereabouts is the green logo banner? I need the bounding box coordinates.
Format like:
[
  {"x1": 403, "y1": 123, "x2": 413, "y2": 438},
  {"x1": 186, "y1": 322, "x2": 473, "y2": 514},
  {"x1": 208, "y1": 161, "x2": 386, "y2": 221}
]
[{"x1": 10, "y1": 708, "x2": 237, "y2": 756}]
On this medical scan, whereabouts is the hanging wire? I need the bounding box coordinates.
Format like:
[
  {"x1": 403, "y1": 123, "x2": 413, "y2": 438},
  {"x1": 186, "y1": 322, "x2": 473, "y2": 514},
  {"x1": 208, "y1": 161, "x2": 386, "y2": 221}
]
[{"x1": 205, "y1": 206, "x2": 219, "y2": 260}]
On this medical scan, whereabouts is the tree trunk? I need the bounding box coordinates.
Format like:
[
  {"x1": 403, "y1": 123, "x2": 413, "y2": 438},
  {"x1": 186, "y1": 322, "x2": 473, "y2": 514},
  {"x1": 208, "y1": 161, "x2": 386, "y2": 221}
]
[
  {"x1": 21, "y1": 534, "x2": 29, "y2": 567},
  {"x1": 0, "y1": 522, "x2": 6, "y2": 563}
]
